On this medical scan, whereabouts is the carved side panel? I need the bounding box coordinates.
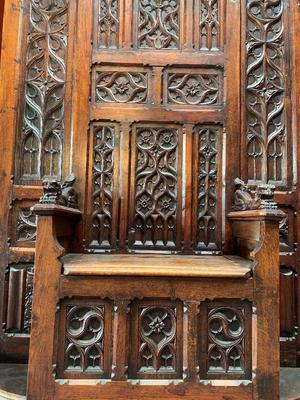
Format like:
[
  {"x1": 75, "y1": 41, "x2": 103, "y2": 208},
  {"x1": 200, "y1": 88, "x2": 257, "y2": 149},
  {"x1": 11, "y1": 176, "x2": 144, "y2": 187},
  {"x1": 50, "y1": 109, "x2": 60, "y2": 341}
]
[
  {"x1": 200, "y1": 300, "x2": 252, "y2": 380},
  {"x1": 58, "y1": 300, "x2": 112, "y2": 378},
  {"x1": 87, "y1": 123, "x2": 120, "y2": 250},
  {"x1": 18, "y1": 0, "x2": 69, "y2": 181},
  {"x1": 98, "y1": 0, "x2": 120, "y2": 48},
  {"x1": 194, "y1": 126, "x2": 221, "y2": 252},
  {"x1": 245, "y1": 0, "x2": 286, "y2": 185},
  {"x1": 9, "y1": 201, "x2": 37, "y2": 247},
  {"x1": 196, "y1": 0, "x2": 222, "y2": 51},
  {"x1": 164, "y1": 68, "x2": 222, "y2": 106},
  {"x1": 3, "y1": 264, "x2": 34, "y2": 334},
  {"x1": 129, "y1": 300, "x2": 183, "y2": 379},
  {"x1": 136, "y1": 0, "x2": 180, "y2": 49},
  {"x1": 128, "y1": 124, "x2": 182, "y2": 251}
]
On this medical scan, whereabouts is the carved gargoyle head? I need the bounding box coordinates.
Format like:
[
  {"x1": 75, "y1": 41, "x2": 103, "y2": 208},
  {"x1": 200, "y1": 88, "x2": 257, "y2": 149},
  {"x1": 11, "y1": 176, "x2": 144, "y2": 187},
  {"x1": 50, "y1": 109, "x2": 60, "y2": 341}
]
[{"x1": 39, "y1": 179, "x2": 62, "y2": 204}]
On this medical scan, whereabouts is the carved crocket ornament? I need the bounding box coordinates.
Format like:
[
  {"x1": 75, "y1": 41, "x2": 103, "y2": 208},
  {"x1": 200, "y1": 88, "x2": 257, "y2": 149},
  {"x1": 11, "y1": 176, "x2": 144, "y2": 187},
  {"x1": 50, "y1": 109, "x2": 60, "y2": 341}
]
[
  {"x1": 233, "y1": 178, "x2": 277, "y2": 211},
  {"x1": 39, "y1": 173, "x2": 79, "y2": 209}
]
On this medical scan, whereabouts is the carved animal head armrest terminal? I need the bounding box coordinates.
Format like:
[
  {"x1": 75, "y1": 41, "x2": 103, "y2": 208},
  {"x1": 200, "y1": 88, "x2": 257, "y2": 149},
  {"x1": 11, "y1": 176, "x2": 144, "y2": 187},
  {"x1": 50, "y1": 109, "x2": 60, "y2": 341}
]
[
  {"x1": 233, "y1": 178, "x2": 277, "y2": 211},
  {"x1": 39, "y1": 173, "x2": 79, "y2": 209}
]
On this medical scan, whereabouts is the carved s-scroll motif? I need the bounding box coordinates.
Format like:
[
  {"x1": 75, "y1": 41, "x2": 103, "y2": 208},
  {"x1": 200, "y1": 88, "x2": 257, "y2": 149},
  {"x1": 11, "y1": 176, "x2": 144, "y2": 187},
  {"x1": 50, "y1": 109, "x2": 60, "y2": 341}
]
[
  {"x1": 195, "y1": 127, "x2": 220, "y2": 251},
  {"x1": 95, "y1": 71, "x2": 149, "y2": 103},
  {"x1": 246, "y1": 0, "x2": 286, "y2": 184},
  {"x1": 139, "y1": 307, "x2": 177, "y2": 374},
  {"x1": 137, "y1": 0, "x2": 180, "y2": 49},
  {"x1": 166, "y1": 71, "x2": 220, "y2": 106},
  {"x1": 98, "y1": 0, "x2": 120, "y2": 48},
  {"x1": 65, "y1": 306, "x2": 105, "y2": 372},
  {"x1": 16, "y1": 208, "x2": 37, "y2": 242},
  {"x1": 129, "y1": 125, "x2": 180, "y2": 250},
  {"x1": 207, "y1": 306, "x2": 246, "y2": 376},
  {"x1": 90, "y1": 125, "x2": 116, "y2": 248},
  {"x1": 19, "y1": 0, "x2": 69, "y2": 181},
  {"x1": 198, "y1": 0, "x2": 221, "y2": 50}
]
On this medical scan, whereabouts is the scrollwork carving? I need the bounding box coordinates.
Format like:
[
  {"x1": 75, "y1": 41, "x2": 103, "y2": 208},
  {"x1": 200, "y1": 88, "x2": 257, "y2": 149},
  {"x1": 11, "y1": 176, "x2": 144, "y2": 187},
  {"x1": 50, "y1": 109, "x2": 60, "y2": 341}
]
[{"x1": 16, "y1": 208, "x2": 37, "y2": 242}]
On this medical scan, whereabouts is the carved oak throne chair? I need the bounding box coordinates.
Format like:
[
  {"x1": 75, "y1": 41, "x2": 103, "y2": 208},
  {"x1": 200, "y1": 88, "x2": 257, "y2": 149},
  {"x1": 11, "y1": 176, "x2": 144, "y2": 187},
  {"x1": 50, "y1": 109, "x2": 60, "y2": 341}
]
[
  {"x1": 22, "y1": 0, "x2": 285, "y2": 399},
  {"x1": 27, "y1": 181, "x2": 284, "y2": 400}
]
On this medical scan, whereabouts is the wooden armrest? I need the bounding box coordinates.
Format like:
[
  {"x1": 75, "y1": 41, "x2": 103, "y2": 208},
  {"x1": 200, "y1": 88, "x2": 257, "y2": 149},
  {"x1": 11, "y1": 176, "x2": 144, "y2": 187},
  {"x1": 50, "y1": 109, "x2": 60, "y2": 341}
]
[{"x1": 32, "y1": 203, "x2": 82, "y2": 218}]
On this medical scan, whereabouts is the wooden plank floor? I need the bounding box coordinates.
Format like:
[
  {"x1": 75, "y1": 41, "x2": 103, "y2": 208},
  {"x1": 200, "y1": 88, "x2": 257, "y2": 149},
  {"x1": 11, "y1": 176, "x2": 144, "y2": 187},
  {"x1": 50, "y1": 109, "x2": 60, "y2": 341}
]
[{"x1": 0, "y1": 364, "x2": 299, "y2": 400}]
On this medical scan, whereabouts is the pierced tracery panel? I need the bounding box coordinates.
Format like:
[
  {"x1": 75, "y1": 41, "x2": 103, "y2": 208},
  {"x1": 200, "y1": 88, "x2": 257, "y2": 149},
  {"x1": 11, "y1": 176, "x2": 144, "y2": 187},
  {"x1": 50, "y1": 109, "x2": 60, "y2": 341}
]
[
  {"x1": 164, "y1": 68, "x2": 222, "y2": 106},
  {"x1": 128, "y1": 124, "x2": 182, "y2": 251},
  {"x1": 88, "y1": 124, "x2": 119, "y2": 250},
  {"x1": 98, "y1": 0, "x2": 120, "y2": 48},
  {"x1": 18, "y1": 0, "x2": 68, "y2": 181},
  {"x1": 136, "y1": 0, "x2": 180, "y2": 49},
  {"x1": 246, "y1": 0, "x2": 287, "y2": 185},
  {"x1": 194, "y1": 126, "x2": 221, "y2": 252},
  {"x1": 201, "y1": 301, "x2": 251, "y2": 380},
  {"x1": 65, "y1": 306, "x2": 105, "y2": 373}
]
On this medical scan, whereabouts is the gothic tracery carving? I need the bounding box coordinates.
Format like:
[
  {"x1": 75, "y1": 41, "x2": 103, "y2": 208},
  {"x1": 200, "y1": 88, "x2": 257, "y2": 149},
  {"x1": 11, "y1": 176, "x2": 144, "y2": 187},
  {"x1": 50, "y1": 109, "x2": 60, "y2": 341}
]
[
  {"x1": 246, "y1": 0, "x2": 286, "y2": 184},
  {"x1": 20, "y1": 0, "x2": 69, "y2": 180},
  {"x1": 16, "y1": 208, "x2": 37, "y2": 242},
  {"x1": 98, "y1": 0, "x2": 120, "y2": 48},
  {"x1": 198, "y1": 0, "x2": 221, "y2": 50}
]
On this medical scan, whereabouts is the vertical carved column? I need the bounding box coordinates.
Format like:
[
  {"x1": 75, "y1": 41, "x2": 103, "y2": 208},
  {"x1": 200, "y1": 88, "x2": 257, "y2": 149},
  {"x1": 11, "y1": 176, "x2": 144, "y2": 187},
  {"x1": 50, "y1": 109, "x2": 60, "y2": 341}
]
[
  {"x1": 245, "y1": 0, "x2": 286, "y2": 185},
  {"x1": 19, "y1": 0, "x2": 69, "y2": 181},
  {"x1": 111, "y1": 300, "x2": 130, "y2": 380}
]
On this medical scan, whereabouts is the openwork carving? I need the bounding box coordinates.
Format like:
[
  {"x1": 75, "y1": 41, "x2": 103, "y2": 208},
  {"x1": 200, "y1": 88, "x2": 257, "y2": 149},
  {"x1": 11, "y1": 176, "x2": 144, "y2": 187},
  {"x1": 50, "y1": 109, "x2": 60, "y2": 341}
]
[
  {"x1": 232, "y1": 178, "x2": 277, "y2": 211},
  {"x1": 137, "y1": 0, "x2": 180, "y2": 49},
  {"x1": 166, "y1": 72, "x2": 220, "y2": 106},
  {"x1": 95, "y1": 71, "x2": 148, "y2": 103},
  {"x1": 19, "y1": 0, "x2": 69, "y2": 180},
  {"x1": 98, "y1": 0, "x2": 120, "y2": 48},
  {"x1": 139, "y1": 306, "x2": 177, "y2": 374},
  {"x1": 246, "y1": 0, "x2": 286, "y2": 184},
  {"x1": 207, "y1": 306, "x2": 246, "y2": 375},
  {"x1": 198, "y1": 0, "x2": 221, "y2": 50},
  {"x1": 129, "y1": 126, "x2": 179, "y2": 250},
  {"x1": 196, "y1": 127, "x2": 220, "y2": 251},
  {"x1": 23, "y1": 266, "x2": 34, "y2": 333},
  {"x1": 90, "y1": 125, "x2": 115, "y2": 248},
  {"x1": 65, "y1": 306, "x2": 105, "y2": 372},
  {"x1": 39, "y1": 173, "x2": 78, "y2": 208},
  {"x1": 16, "y1": 208, "x2": 37, "y2": 242}
]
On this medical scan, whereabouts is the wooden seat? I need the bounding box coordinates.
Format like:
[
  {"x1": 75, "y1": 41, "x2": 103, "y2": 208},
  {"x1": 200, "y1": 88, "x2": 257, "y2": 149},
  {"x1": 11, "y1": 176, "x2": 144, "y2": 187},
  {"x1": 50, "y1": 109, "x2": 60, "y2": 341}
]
[{"x1": 62, "y1": 254, "x2": 252, "y2": 278}]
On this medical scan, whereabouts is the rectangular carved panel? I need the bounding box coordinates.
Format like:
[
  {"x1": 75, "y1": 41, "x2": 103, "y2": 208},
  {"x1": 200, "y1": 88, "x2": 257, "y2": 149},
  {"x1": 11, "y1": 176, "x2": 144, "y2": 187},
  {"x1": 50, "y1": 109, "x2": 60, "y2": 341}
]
[
  {"x1": 97, "y1": 0, "x2": 120, "y2": 48},
  {"x1": 86, "y1": 123, "x2": 120, "y2": 250},
  {"x1": 17, "y1": 0, "x2": 69, "y2": 181},
  {"x1": 129, "y1": 299, "x2": 183, "y2": 379},
  {"x1": 135, "y1": 0, "x2": 180, "y2": 50},
  {"x1": 9, "y1": 201, "x2": 37, "y2": 247},
  {"x1": 245, "y1": 0, "x2": 287, "y2": 185},
  {"x1": 195, "y1": 0, "x2": 222, "y2": 51},
  {"x1": 128, "y1": 124, "x2": 182, "y2": 251},
  {"x1": 200, "y1": 300, "x2": 252, "y2": 380},
  {"x1": 3, "y1": 264, "x2": 34, "y2": 334},
  {"x1": 92, "y1": 66, "x2": 150, "y2": 104},
  {"x1": 57, "y1": 299, "x2": 112, "y2": 378},
  {"x1": 193, "y1": 126, "x2": 222, "y2": 252},
  {"x1": 164, "y1": 68, "x2": 222, "y2": 106}
]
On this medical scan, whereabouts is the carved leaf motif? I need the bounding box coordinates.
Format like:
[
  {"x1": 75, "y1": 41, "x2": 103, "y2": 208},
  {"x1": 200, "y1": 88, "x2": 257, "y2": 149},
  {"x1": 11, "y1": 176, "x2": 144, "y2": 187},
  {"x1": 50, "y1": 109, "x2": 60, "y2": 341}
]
[
  {"x1": 139, "y1": 307, "x2": 176, "y2": 373},
  {"x1": 167, "y1": 72, "x2": 220, "y2": 105},
  {"x1": 196, "y1": 127, "x2": 219, "y2": 251},
  {"x1": 65, "y1": 306, "x2": 105, "y2": 372},
  {"x1": 20, "y1": 0, "x2": 68, "y2": 180},
  {"x1": 90, "y1": 125, "x2": 115, "y2": 248},
  {"x1": 129, "y1": 126, "x2": 179, "y2": 250},
  {"x1": 137, "y1": 0, "x2": 180, "y2": 49},
  {"x1": 95, "y1": 71, "x2": 148, "y2": 103},
  {"x1": 246, "y1": 0, "x2": 286, "y2": 184}
]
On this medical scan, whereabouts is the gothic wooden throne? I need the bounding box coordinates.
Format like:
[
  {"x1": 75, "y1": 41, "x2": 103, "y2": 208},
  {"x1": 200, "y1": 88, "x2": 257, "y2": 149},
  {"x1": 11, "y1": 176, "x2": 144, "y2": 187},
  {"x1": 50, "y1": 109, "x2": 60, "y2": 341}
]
[{"x1": 27, "y1": 177, "x2": 284, "y2": 400}]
